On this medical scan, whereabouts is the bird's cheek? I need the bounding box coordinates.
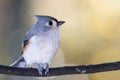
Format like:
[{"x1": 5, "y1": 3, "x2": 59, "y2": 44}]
[
  {"x1": 43, "y1": 26, "x2": 51, "y2": 32},
  {"x1": 53, "y1": 25, "x2": 59, "y2": 30}
]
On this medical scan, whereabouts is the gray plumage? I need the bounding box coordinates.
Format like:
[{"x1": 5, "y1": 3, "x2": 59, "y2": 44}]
[{"x1": 10, "y1": 15, "x2": 65, "y2": 75}]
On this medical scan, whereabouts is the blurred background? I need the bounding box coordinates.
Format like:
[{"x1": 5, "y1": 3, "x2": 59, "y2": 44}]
[{"x1": 0, "y1": 0, "x2": 120, "y2": 80}]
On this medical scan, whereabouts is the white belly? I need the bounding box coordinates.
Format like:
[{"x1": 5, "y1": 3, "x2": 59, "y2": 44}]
[{"x1": 23, "y1": 36, "x2": 59, "y2": 66}]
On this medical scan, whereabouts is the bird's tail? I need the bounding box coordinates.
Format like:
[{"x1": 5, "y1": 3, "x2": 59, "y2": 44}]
[{"x1": 9, "y1": 55, "x2": 26, "y2": 68}]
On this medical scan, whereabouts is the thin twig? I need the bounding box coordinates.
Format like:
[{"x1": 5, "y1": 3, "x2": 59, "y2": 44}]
[{"x1": 0, "y1": 61, "x2": 120, "y2": 77}]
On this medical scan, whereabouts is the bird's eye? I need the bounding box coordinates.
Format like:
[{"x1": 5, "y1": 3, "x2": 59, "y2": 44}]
[
  {"x1": 48, "y1": 21, "x2": 53, "y2": 26},
  {"x1": 46, "y1": 20, "x2": 57, "y2": 27}
]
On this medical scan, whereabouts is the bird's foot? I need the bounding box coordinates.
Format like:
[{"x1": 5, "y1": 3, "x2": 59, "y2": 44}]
[
  {"x1": 44, "y1": 63, "x2": 49, "y2": 75},
  {"x1": 35, "y1": 63, "x2": 49, "y2": 75},
  {"x1": 35, "y1": 63, "x2": 43, "y2": 75}
]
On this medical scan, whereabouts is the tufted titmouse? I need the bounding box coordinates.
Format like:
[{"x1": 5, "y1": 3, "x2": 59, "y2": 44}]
[{"x1": 10, "y1": 15, "x2": 65, "y2": 75}]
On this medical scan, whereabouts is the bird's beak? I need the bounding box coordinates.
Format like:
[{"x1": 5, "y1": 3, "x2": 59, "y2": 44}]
[{"x1": 57, "y1": 21, "x2": 65, "y2": 26}]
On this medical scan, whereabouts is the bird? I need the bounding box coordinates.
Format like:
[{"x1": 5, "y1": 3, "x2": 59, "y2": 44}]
[{"x1": 10, "y1": 15, "x2": 65, "y2": 75}]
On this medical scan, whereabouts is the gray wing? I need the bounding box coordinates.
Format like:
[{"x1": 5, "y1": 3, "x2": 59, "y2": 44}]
[
  {"x1": 10, "y1": 29, "x2": 35, "y2": 67},
  {"x1": 22, "y1": 27, "x2": 37, "y2": 50},
  {"x1": 9, "y1": 55, "x2": 26, "y2": 68},
  {"x1": 22, "y1": 31, "x2": 33, "y2": 49}
]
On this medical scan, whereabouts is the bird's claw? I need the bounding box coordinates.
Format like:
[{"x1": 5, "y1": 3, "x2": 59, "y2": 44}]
[
  {"x1": 44, "y1": 63, "x2": 49, "y2": 75},
  {"x1": 35, "y1": 63, "x2": 49, "y2": 75},
  {"x1": 35, "y1": 63, "x2": 43, "y2": 75}
]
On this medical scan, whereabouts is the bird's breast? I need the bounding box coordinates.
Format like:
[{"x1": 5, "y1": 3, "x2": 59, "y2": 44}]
[{"x1": 23, "y1": 35, "x2": 60, "y2": 65}]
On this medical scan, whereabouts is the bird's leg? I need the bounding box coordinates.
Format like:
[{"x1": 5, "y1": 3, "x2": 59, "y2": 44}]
[
  {"x1": 44, "y1": 63, "x2": 49, "y2": 75},
  {"x1": 35, "y1": 63, "x2": 43, "y2": 75},
  {"x1": 23, "y1": 61, "x2": 27, "y2": 68}
]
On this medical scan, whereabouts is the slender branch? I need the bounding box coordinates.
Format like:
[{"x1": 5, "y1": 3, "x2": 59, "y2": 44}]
[{"x1": 0, "y1": 61, "x2": 120, "y2": 77}]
